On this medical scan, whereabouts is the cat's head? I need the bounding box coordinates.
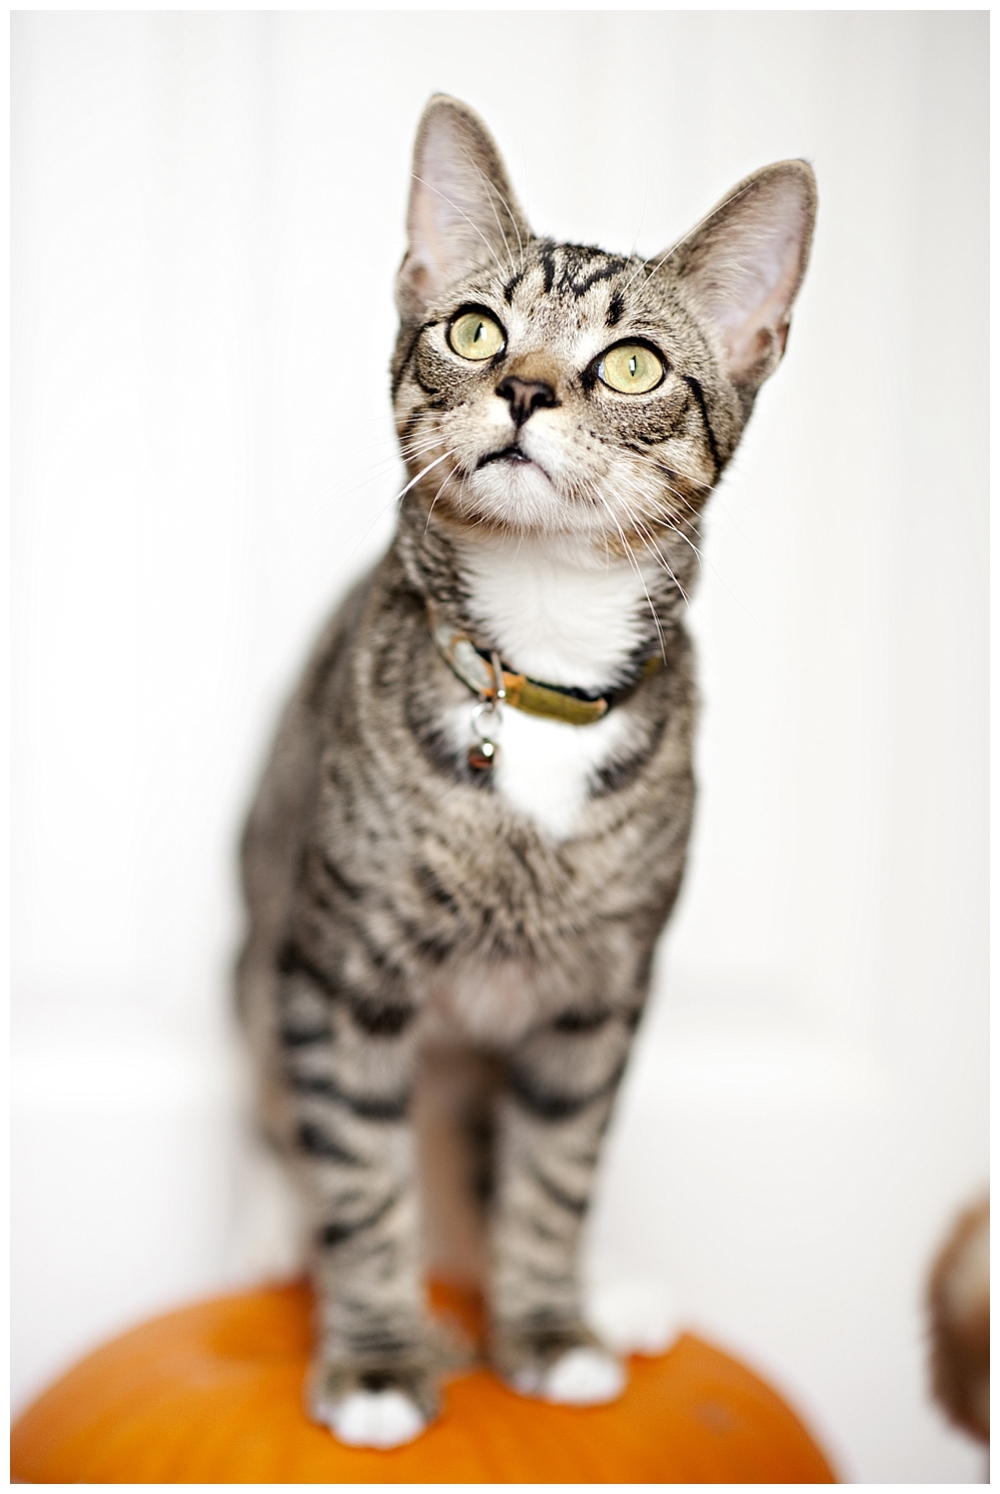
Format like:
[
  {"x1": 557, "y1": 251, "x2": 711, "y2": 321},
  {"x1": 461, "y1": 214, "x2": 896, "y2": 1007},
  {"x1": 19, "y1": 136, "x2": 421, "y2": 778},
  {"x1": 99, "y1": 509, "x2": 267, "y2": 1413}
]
[{"x1": 392, "y1": 95, "x2": 815, "y2": 549}]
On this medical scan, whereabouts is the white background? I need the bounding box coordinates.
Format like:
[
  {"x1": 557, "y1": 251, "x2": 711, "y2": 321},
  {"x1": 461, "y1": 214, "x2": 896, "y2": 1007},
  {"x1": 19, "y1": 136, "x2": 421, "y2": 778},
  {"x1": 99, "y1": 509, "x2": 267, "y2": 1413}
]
[{"x1": 12, "y1": 12, "x2": 987, "y2": 1482}]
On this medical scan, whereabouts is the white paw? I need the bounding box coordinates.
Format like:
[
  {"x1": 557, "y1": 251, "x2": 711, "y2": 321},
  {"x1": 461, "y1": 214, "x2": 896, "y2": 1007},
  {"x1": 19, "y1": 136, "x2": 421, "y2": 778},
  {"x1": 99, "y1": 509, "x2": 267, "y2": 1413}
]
[
  {"x1": 325, "y1": 1389, "x2": 426, "y2": 1449},
  {"x1": 585, "y1": 1276, "x2": 680, "y2": 1355},
  {"x1": 541, "y1": 1347, "x2": 626, "y2": 1405}
]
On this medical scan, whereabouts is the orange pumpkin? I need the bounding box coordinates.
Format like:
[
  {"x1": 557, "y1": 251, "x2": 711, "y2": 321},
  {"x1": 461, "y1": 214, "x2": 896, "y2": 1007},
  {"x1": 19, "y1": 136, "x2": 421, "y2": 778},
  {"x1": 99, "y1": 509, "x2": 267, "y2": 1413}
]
[{"x1": 11, "y1": 1279, "x2": 837, "y2": 1483}]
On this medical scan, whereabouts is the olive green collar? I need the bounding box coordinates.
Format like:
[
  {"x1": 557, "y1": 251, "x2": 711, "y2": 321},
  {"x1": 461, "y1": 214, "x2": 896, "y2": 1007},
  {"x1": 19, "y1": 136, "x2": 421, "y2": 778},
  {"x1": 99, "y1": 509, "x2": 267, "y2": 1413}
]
[{"x1": 427, "y1": 602, "x2": 661, "y2": 727}]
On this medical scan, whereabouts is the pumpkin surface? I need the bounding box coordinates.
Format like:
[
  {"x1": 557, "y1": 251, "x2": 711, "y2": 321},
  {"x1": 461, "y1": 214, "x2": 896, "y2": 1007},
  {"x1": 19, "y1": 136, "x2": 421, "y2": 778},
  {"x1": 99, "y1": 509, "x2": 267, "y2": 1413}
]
[{"x1": 11, "y1": 1280, "x2": 837, "y2": 1483}]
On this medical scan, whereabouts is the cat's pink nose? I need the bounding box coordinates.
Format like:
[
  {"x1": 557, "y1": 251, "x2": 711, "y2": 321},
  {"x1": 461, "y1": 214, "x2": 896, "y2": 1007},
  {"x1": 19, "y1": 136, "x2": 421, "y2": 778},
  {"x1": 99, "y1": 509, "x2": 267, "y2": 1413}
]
[{"x1": 496, "y1": 376, "x2": 559, "y2": 427}]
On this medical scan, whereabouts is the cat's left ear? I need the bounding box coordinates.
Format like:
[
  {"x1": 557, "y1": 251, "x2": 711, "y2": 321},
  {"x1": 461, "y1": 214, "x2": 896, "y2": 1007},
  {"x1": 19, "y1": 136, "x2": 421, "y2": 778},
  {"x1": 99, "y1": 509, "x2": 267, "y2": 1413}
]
[
  {"x1": 397, "y1": 95, "x2": 530, "y2": 321},
  {"x1": 668, "y1": 161, "x2": 817, "y2": 392}
]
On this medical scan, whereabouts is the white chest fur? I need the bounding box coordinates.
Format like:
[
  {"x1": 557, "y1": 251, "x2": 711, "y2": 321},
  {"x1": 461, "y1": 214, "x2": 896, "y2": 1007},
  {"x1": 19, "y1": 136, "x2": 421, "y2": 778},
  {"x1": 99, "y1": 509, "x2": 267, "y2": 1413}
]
[{"x1": 451, "y1": 536, "x2": 653, "y2": 841}]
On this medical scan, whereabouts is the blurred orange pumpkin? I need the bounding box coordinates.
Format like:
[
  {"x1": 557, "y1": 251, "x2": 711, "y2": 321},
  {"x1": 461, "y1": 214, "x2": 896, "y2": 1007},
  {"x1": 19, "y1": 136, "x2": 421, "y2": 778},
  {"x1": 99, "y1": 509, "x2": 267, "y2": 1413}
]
[{"x1": 11, "y1": 1279, "x2": 836, "y2": 1483}]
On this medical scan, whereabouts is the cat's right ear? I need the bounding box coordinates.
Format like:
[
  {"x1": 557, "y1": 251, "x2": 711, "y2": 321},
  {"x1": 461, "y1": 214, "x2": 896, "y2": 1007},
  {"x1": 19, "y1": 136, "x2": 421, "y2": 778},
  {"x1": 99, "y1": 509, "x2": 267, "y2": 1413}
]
[{"x1": 397, "y1": 96, "x2": 530, "y2": 321}]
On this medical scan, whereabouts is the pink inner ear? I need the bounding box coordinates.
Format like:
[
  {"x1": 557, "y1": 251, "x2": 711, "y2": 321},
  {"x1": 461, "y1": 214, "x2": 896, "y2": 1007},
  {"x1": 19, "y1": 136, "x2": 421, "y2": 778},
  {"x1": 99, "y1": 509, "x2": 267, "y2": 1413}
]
[
  {"x1": 409, "y1": 180, "x2": 450, "y2": 290},
  {"x1": 724, "y1": 254, "x2": 800, "y2": 372},
  {"x1": 408, "y1": 122, "x2": 494, "y2": 298},
  {"x1": 409, "y1": 136, "x2": 466, "y2": 293},
  {"x1": 422, "y1": 129, "x2": 468, "y2": 202},
  {"x1": 700, "y1": 196, "x2": 810, "y2": 382}
]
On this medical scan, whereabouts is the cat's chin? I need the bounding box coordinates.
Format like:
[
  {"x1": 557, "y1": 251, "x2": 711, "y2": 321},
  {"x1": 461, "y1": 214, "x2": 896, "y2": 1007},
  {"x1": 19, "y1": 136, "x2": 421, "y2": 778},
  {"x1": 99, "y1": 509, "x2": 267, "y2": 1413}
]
[
  {"x1": 461, "y1": 462, "x2": 597, "y2": 540},
  {"x1": 470, "y1": 455, "x2": 555, "y2": 504}
]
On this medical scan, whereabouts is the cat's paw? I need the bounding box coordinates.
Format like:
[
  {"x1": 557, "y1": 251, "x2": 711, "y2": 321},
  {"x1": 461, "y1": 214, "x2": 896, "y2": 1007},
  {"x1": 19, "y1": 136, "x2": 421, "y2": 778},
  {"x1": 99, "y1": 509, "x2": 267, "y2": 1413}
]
[
  {"x1": 323, "y1": 1388, "x2": 426, "y2": 1448},
  {"x1": 584, "y1": 1275, "x2": 680, "y2": 1355},
  {"x1": 308, "y1": 1358, "x2": 439, "y2": 1449},
  {"x1": 542, "y1": 1345, "x2": 626, "y2": 1403},
  {"x1": 495, "y1": 1322, "x2": 627, "y2": 1407},
  {"x1": 513, "y1": 1345, "x2": 625, "y2": 1404}
]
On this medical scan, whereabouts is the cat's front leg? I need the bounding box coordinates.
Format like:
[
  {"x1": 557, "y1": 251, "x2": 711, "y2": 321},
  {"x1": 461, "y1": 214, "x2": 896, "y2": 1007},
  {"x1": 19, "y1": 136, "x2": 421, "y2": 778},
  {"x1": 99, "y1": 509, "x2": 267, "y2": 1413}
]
[
  {"x1": 275, "y1": 933, "x2": 439, "y2": 1448},
  {"x1": 489, "y1": 1002, "x2": 636, "y2": 1405}
]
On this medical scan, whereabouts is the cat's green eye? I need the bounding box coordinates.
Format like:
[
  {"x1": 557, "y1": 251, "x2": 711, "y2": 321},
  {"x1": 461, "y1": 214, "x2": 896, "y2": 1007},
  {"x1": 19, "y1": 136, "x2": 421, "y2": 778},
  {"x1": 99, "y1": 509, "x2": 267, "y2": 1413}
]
[
  {"x1": 598, "y1": 343, "x2": 665, "y2": 395},
  {"x1": 449, "y1": 310, "x2": 506, "y2": 361}
]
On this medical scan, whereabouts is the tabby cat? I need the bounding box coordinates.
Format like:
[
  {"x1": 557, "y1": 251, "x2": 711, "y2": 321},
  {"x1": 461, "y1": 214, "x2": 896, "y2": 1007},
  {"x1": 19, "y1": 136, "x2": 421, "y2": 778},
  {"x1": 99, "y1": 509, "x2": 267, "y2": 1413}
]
[{"x1": 237, "y1": 95, "x2": 816, "y2": 1449}]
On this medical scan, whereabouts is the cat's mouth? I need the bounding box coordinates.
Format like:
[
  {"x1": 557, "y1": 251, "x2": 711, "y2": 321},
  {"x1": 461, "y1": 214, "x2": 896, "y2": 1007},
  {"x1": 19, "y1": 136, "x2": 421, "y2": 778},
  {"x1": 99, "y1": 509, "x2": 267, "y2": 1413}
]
[{"x1": 477, "y1": 444, "x2": 541, "y2": 473}]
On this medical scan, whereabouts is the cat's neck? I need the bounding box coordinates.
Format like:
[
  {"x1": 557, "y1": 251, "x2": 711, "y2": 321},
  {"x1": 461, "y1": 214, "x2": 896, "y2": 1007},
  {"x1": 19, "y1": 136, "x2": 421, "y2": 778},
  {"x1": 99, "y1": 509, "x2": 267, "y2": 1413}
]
[{"x1": 453, "y1": 531, "x2": 661, "y2": 693}]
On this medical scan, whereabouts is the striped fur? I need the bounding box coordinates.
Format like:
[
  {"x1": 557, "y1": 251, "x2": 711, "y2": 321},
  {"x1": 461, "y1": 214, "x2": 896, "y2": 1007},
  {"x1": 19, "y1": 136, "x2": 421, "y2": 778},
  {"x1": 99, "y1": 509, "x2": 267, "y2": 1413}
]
[{"x1": 237, "y1": 95, "x2": 816, "y2": 1444}]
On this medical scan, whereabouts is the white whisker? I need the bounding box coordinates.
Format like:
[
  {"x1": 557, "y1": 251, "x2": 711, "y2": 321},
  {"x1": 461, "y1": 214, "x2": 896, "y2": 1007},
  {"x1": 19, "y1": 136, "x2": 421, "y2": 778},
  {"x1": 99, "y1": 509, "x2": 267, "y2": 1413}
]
[
  {"x1": 423, "y1": 462, "x2": 459, "y2": 534},
  {"x1": 585, "y1": 477, "x2": 667, "y2": 661},
  {"x1": 641, "y1": 176, "x2": 759, "y2": 286},
  {"x1": 457, "y1": 146, "x2": 524, "y2": 280},
  {"x1": 607, "y1": 483, "x2": 692, "y2": 608},
  {"x1": 395, "y1": 448, "x2": 459, "y2": 508},
  {"x1": 412, "y1": 174, "x2": 509, "y2": 283}
]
